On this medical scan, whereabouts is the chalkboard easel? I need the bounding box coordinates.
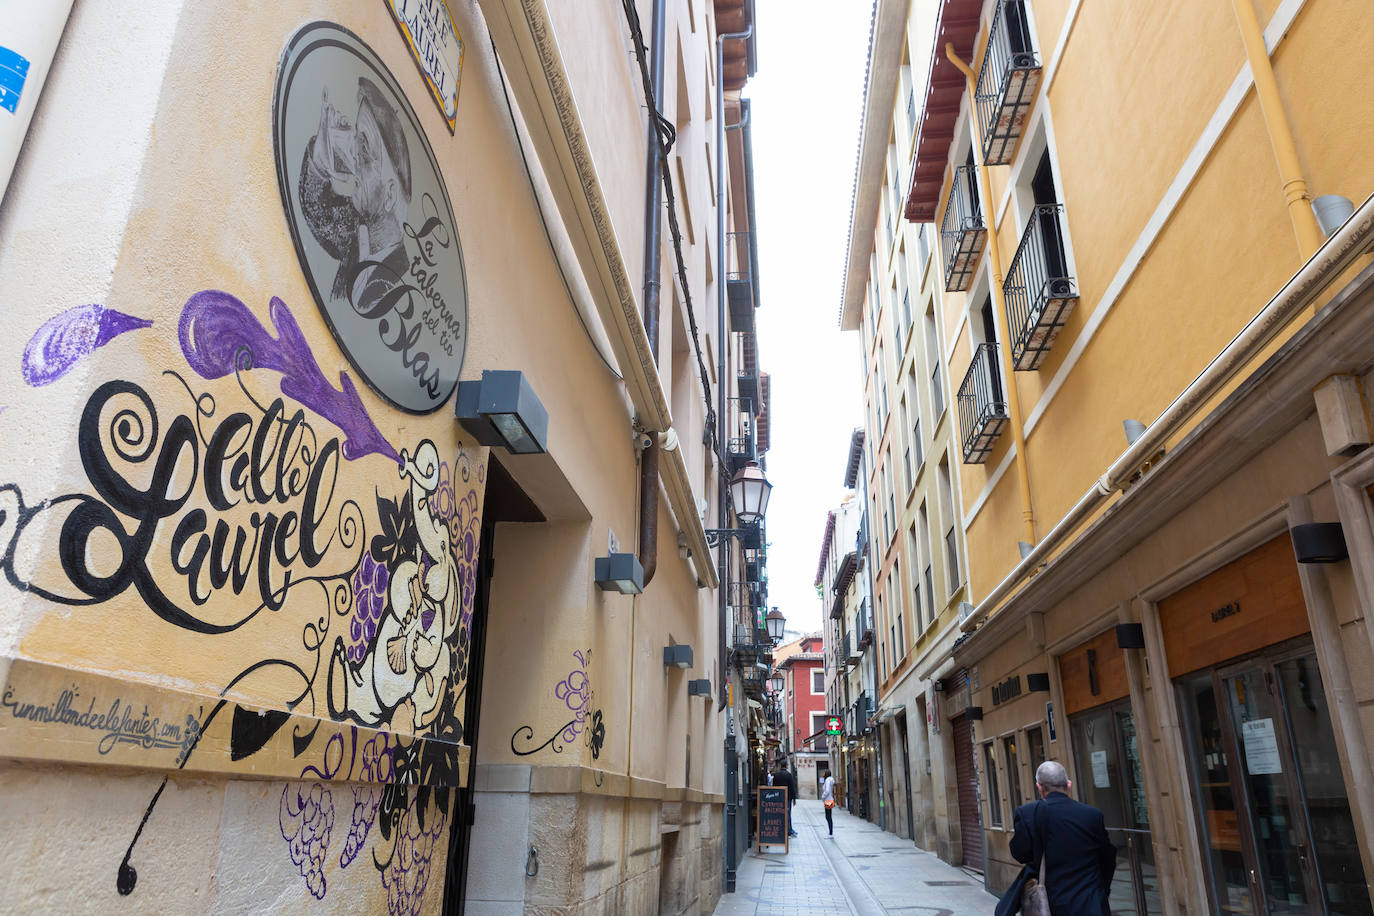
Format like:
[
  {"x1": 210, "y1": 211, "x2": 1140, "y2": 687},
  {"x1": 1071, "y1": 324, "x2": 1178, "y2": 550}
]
[{"x1": 756, "y1": 785, "x2": 789, "y2": 853}]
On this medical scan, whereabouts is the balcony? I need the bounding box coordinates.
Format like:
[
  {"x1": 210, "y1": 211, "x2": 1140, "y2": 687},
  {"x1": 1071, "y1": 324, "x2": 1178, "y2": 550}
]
[
  {"x1": 856, "y1": 597, "x2": 874, "y2": 650},
  {"x1": 975, "y1": 0, "x2": 1042, "y2": 166},
  {"x1": 957, "y1": 342, "x2": 1010, "y2": 464},
  {"x1": 940, "y1": 166, "x2": 985, "y2": 293},
  {"x1": 726, "y1": 231, "x2": 755, "y2": 333},
  {"x1": 846, "y1": 630, "x2": 862, "y2": 666},
  {"x1": 726, "y1": 433, "x2": 755, "y2": 473},
  {"x1": 737, "y1": 370, "x2": 759, "y2": 403},
  {"x1": 1004, "y1": 203, "x2": 1079, "y2": 370}
]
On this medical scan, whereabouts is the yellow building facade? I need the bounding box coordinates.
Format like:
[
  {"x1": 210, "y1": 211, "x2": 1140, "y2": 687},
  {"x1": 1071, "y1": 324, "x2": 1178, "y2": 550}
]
[
  {"x1": 0, "y1": 0, "x2": 764, "y2": 912},
  {"x1": 904, "y1": 0, "x2": 1374, "y2": 911},
  {"x1": 836, "y1": 0, "x2": 989, "y2": 869}
]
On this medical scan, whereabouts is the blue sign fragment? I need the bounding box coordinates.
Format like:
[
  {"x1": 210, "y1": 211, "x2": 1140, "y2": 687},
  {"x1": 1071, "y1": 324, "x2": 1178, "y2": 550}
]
[{"x1": 0, "y1": 46, "x2": 31, "y2": 114}]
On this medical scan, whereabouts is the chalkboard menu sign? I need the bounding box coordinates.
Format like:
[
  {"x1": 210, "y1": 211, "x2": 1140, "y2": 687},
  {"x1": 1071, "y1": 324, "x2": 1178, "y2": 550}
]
[{"x1": 756, "y1": 786, "x2": 790, "y2": 851}]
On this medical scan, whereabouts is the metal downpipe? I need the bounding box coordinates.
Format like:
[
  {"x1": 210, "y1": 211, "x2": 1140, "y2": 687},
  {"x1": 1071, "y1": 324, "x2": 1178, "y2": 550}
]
[{"x1": 637, "y1": 0, "x2": 666, "y2": 589}]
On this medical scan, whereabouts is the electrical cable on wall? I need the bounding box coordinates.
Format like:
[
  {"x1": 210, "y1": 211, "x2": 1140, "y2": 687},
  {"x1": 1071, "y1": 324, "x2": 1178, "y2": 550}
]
[
  {"x1": 619, "y1": 0, "x2": 719, "y2": 453},
  {"x1": 490, "y1": 36, "x2": 624, "y2": 381}
]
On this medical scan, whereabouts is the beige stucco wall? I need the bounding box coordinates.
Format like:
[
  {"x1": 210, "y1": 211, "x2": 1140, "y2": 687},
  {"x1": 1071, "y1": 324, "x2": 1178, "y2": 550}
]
[{"x1": 0, "y1": 0, "x2": 731, "y2": 912}]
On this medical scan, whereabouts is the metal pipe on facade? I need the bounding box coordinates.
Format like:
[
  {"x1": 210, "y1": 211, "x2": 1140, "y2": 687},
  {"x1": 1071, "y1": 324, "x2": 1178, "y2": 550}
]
[
  {"x1": 717, "y1": 20, "x2": 753, "y2": 892},
  {"x1": 637, "y1": 0, "x2": 666, "y2": 589},
  {"x1": 961, "y1": 192, "x2": 1374, "y2": 634},
  {"x1": 1230, "y1": 0, "x2": 1325, "y2": 262},
  {"x1": 945, "y1": 43, "x2": 1036, "y2": 548}
]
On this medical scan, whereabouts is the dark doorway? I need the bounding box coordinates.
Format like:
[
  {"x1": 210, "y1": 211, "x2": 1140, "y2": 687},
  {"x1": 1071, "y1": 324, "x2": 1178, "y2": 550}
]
[{"x1": 442, "y1": 456, "x2": 544, "y2": 915}]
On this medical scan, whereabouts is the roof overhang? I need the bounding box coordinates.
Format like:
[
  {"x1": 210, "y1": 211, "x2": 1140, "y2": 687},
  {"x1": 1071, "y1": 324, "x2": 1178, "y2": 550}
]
[
  {"x1": 903, "y1": 0, "x2": 982, "y2": 223},
  {"x1": 814, "y1": 510, "x2": 837, "y2": 587},
  {"x1": 843, "y1": 428, "x2": 866, "y2": 488},
  {"x1": 838, "y1": 0, "x2": 911, "y2": 331}
]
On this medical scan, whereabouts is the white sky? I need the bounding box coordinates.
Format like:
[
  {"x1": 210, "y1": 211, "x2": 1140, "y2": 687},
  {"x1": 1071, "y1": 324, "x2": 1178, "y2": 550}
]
[{"x1": 749, "y1": 1, "x2": 874, "y2": 636}]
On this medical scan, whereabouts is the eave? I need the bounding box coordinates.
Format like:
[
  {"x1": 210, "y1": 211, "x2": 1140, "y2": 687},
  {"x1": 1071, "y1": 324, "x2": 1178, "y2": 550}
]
[{"x1": 904, "y1": 0, "x2": 982, "y2": 223}]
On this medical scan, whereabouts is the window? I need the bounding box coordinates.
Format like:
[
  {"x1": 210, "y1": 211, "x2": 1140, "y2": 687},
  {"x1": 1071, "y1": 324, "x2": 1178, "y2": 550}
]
[
  {"x1": 938, "y1": 457, "x2": 960, "y2": 592},
  {"x1": 1004, "y1": 735, "x2": 1024, "y2": 810},
  {"x1": 812, "y1": 712, "x2": 830, "y2": 752},
  {"x1": 919, "y1": 500, "x2": 934, "y2": 621},
  {"x1": 984, "y1": 742, "x2": 1004, "y2": 827},
  {"x1": 907, "y1": 368, "x2": 923, "y2": 470},
  {"x1": 812, "y1": 669, "x2": 825, "y2": 694},
  {"x1": 925, "y1": 308, "x2": 944, "y2": 416},
  {"x1": 908, "y1": 524, "x2": 923, "y2": 632},
  {"x1": 1026, "y1": 726, "x2": 1046, "y2": 779},
  {"x1": 916, "y1": 223, "x2": 930, "y2": 269}
]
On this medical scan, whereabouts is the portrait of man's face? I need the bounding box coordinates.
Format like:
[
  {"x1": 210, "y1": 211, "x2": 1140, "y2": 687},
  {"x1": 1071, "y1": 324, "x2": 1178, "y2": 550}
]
[{"x1": 352, "y1": 96, "x2": 407, "y2": 228}]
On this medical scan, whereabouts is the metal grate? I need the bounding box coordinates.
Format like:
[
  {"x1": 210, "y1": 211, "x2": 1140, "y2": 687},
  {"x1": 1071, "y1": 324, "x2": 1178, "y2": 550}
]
[
  {"x1": 940, "y1": 166, "x2": 986, "y2": 293},
  {"x1": 975, "y1": 0, "x2": 1042, "y2": 166},
  {"x1": 1004, "y1": 203, "x2": 1078, "y2": 370}
]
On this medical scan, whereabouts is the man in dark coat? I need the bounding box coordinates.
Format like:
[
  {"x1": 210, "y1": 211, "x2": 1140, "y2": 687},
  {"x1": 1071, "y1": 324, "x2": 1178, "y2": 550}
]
[
  {"x1": 1008, "y1": 761, "x2": 1116, "y2": 915},
  {"x1": 773, "y1": 762, "x2": 800, "y2": 837}
]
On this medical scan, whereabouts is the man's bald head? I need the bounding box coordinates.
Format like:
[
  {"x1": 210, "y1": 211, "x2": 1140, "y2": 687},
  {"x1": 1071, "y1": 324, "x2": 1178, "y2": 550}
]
[{"x1": 1036, "y1": 761, "x2": 1069, "y2": 791}]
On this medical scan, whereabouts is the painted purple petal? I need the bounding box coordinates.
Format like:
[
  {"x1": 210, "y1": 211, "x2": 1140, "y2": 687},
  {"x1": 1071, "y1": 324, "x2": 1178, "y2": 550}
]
[
  {"x1": 22, "y1": 304, "x2": 152, "y2": 387},
  {"x1": 179, "y1": 291, "x2": 400, "y2": 465},
  {"x1": 420, "y1": 607, "x2": 435, "y2": 633}
]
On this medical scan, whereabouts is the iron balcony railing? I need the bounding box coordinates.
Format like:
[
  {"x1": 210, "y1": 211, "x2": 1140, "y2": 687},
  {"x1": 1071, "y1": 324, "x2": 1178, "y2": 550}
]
[
  {"x1": 728, "y1": 580, "x2": 765, "y2": 617},
  {"x1": 958, "y1": 342, "x2": 1010, "y2": 464},
  {"x1": 857, "y1": 596, "x2": 874, "y2": 649},
  {"x1": 940, "y1": 165, "x2": 986, "y2": 292},
  {"x1": 726, "y1": 230, "x2": 755, "y2": 332},
  {"x1": 975, "y1": 0, "x2": 1042, "y2": 166},
  {"x1": 1004, "y1": 203, "x2": 1079, "y2": 370}
]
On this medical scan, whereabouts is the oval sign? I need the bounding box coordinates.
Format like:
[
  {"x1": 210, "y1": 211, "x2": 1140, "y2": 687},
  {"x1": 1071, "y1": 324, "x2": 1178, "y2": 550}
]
[{"x1": 273, "y1": 21, "x2": 467, "y2": 414}]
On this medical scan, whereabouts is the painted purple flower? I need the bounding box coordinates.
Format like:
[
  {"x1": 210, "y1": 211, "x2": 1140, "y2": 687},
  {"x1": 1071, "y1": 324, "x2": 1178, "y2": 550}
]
[
  {"x1": 22, "y1": 304, "x2": 152, "y2": 387},
  {"x1": 349, "y1": 553, "x2": 389, "y2": 663},
  {"x1": 280, "y1": 782, "x2": 335, "y2": 899},
  {"x1": 341, "y1": 785, "x2": 382, "y2": 869}
]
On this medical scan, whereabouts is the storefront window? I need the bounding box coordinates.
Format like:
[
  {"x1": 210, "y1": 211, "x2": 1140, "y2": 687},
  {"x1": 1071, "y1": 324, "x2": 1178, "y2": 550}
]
[
  {"x1": 1025, "y1": 726, "x2": 1045, "y2": 776},
  {"x1": 983, "y1": 742, "x2": 1003, "y2": 827},
  {"x1": 1003, "y1": 735, "x2": 1023, "y2": 810}
]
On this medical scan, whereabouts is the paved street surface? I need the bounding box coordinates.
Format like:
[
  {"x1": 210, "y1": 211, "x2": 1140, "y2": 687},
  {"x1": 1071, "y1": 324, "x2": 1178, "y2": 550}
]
[{"x1": 713, "y1": 800, "x2": 998, "y2": 916}]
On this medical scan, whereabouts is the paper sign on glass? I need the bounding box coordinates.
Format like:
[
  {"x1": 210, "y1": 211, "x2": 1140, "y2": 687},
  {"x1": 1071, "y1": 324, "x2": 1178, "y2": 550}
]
[
  {"x1": 1241, "y1": 718, "x2": 1283, "y2": 775},
  {"x1": 1091, "y1": 749, "x2": 1110, "y2": 788}
]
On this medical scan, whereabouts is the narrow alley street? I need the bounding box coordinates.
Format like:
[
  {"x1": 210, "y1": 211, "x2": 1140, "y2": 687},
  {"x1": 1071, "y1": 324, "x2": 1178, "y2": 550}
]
[{"x1": 714, "y1": 801, "x2": 997, "y2": 916}]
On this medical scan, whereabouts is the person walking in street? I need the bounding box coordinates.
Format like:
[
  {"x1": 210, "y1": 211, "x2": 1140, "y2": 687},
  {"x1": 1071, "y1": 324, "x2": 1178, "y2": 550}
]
[
  {"x1": 773, "y1": 761, "x2": 799, "y2": 837},
  {"x1": 820, "y1": 768, "x2": 836, "y2": 837},
  {"x1": 1002, "y1": 760, "x2": 1116, "y2": 915}
]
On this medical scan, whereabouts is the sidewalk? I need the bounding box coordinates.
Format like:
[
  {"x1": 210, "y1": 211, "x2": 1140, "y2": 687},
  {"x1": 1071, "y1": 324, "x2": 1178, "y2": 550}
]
[{"x1": 712, "y1": 800, "x2": 998, "y2": 916}]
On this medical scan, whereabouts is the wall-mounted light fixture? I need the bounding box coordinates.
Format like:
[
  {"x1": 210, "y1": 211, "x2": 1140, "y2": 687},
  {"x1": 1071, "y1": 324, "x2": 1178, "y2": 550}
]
[
  {"x1": 595, "y1": 552, "x2": 644, "y2": 594},
  {"x1": 1026, "y1": 672, "x2": 1051, "y2": 692},
  {"x1": 663, "y1": 644, "x2": 694, "y2": 668},
  {"x1": 1291, "y1": 522, "x2": 1348, "y2": 564},
  {"x1": 687, "y1": 678, "x2": 712, "y2": 697},
  {"x1": 966, "y1": 706, "x2": 984, "y2": 721},
  {"x1": 1115, "y1": 623, "x2": 1147, "y2": 649},
  {"x1": 765, "y1": 608, "x2": 786, "y2": 643},
  {"x1": 455, "y1": 370, "x2": 549, "y2": 454},
  {"x1": 767, "y1": 674, "x2": 785, "y2": 694},
  {"x1": 705, "y1": 462, "x2": 773, "y2": 547}
]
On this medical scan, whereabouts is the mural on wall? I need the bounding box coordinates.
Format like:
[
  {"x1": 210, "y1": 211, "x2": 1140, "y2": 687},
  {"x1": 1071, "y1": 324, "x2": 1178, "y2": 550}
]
[
  {"x1": 274, "y1": 21, "x2": 467, "y2": 415},
  {"x1": 510, "y1": 649, "x2": 606, "y2": 763},
  {"x1": 0, "y1": 288, "x2": 486, "y2": 913}
]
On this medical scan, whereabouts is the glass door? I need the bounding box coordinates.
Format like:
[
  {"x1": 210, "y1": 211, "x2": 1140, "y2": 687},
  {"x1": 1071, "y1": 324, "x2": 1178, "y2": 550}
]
[
  {"x1": 1070, "y1": 701, "x2": 1161, "y2": 915},
  {"x1": 1180, "y1": 643, "x2": 1373, "y2": 915}
]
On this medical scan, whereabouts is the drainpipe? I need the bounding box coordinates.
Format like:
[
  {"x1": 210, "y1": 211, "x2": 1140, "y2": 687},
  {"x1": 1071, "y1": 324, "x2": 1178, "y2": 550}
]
[
  {"x1": 637, "y1": 0, "x2": 666, "y2": 589},
  {"x1": 717, "y1": 19, "x2": 752, "y2": 893},
  {"x1": 1230, "y1": 0, "x2": 1325, "y2": 263},
  {"x1": 945, "y1": 44, "x2": 1036, "y2": 549},
  {"x1": 961, "y1": 191, "x2": 1374, "y2": 635}
]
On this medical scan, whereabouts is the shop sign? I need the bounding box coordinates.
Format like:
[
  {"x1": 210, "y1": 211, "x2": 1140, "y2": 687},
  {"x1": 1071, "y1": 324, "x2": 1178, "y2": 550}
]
[
  {"x1": 1211, "y1": 601, "x2": 1241, "y2": 623},
  {"x1": 826, "y1": 716, "x2": 842, "y2": 736},
  {"x1": 756, "y1": 785, "x2": 789, "y2": 851},
  {"x1": 1046, "y1": 701, "x2": 1057, "y2": 742},
  {"x1": 384, "y1": 0, "x2": 464, "y2": 132},
  {"x1": 274, "y1": 21, "x2": 468, "y2": 414},
  {"x1": 991, "y1": 675, "x2": 1022, "y2": 706}
]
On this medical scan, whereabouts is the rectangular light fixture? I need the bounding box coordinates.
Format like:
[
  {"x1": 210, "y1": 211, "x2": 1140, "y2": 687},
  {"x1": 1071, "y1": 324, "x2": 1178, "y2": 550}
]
[
  {"x1": 454, "y1": 370, "x2": 549, "y2": 454},
  {"x1": 663, "y1": 644, "x2": 694, "y2": 668},
  {"x1": 595, "y1": 552, "x2": 644, "y2": 595},
  {"x1": 687, "y1": 678, "x2": 712, "y2": 697}
]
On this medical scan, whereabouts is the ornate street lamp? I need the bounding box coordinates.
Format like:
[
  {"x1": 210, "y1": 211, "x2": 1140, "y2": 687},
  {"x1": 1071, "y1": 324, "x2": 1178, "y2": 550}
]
[
  {"x1": 705, "y1": 462, "x2": 773, "y2": 546},
  {"x1": 765, "y1": 607, "x2": 786, "y2": 643},
  {"x1": 768, "y1": 674, "x2": 785, "y2": 695}
]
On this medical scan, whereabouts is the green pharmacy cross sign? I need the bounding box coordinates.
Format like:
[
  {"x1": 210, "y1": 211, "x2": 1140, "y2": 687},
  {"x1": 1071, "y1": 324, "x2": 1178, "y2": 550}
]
[{"x1": 826, "y1": 716, "x2": 843, "y2": 736}]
